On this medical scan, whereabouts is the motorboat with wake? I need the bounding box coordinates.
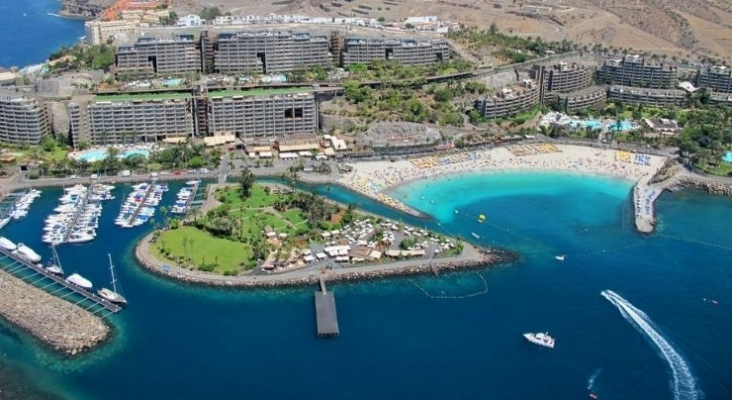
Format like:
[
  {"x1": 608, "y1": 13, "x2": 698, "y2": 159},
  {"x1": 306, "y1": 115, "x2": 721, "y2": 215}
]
[
  {"x1": 555, "y1": 255, "x2": 565, "y2": 261},
  {"x1": 97, "y1": 254, "x2": 127, "y2": 305},
  {"x1": 523, "y1": 332, "x2": 555, "y2": 348}
]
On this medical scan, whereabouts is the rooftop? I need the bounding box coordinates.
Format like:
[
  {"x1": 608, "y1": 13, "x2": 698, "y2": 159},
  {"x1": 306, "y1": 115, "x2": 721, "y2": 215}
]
[
  {"x1": 207, "y1": 87, "x2": 312, "y2": 98},
  {"x1": 93, "y1": 92, "x2": 192, "y2": 102}
]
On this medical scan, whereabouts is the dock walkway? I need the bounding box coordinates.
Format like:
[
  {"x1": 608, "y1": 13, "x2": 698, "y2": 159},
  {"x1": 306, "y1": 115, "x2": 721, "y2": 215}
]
[
  {"x1": 314, "y1": 276, "x2": 339, "y2": 338},
  {"x1": 62, "y1": 184, "x2": 92, "y2": 243},
  {"x1": 0, "y1": 247, "x2": 121, "y2": 314}
]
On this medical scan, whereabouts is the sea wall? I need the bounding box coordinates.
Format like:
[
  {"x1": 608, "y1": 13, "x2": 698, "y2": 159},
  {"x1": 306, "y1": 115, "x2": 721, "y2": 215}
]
[{"x1": 0, "y1": 270, "x2": 109, "y2": 356}]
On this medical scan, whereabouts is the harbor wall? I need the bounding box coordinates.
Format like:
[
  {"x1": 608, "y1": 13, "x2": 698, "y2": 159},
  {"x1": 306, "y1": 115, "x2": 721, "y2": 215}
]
[{"x1": 0, "y1": 270, "x2": 110, "y2": 356}]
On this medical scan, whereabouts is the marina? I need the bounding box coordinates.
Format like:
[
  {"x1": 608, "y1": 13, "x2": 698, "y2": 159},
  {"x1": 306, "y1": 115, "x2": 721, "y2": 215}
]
[
  {"x1": 115, "y1": 181, "x2": 167, "y2": 228},
  {"x1": 0, "y1": 189, "x2": 41, "y2": 228},
  {"x1": 170, "y1": 180, "x2": 202, "y2": 215},
  {"x1": 314, "y1": 276, "x2": 339, "y2": 338},
  {"x1": 42, "y1": 183, "x2": 113, "y2": 245},
  {"x1": 0, "y1": 238, "x2": 121, "y2": 314}
]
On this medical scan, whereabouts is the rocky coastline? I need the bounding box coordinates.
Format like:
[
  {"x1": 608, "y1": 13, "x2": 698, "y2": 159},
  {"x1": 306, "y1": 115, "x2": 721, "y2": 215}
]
[
  {"x1": 0, "y1": 270, "x2": 110, "y2": 356},
  {"x1": 59, "y1": 0, "x2": 114, "y2": 20},
  {"x1": 135, "y1": 232, "x2": 516, "y2": 289}
]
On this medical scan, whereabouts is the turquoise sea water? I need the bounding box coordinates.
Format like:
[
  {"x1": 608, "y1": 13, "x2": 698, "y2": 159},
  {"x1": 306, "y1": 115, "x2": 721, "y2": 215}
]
[
  {"x1": 0, "y1": 1, "x2": 84, "y2": 68},
  {"x1": 0, "y1": 174, "x2": 731, "y2": 399}
]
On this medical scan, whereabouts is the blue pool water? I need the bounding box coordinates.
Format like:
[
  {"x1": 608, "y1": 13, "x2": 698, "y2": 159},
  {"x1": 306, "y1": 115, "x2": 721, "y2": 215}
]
[
  {"x1": 583, "y1": 120, "x2": 602, "y2": 129},
  {"x1": 610, "y1": 120, "x2": 636, "y2": 131},
  {"x1": 76, "y1": 149, "x2": 150, "y2": 163},
  {"x1": 163, "y1": 78, "x2": 183, "y2": 86},
  {"x1": 723, "y1": 151, "x2": 732, "y2": 163},
  {"x1": 0, "y1": 175, "x2": 731, "y2": 399}
]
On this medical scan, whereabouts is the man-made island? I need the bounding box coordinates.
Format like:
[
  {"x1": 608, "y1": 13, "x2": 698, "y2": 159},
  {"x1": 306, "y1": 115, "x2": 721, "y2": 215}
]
[{"x1": 134, "y1": 183, "x2": 513, "y2": 287}]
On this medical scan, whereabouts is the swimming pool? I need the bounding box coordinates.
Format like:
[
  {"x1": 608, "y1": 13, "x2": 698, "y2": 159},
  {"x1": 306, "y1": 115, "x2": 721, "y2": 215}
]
[
  {"x1": 609, "y1": 120, "x2": 636, "y2": 132},
  {"x1": 163, "y1": 78, "x2": 183, "y2": 86},
  {"x1": 74, "y1": 149, "x2": 150, "y2": 163},
  {"x1": 583, "y1": 120, "x2": 602, "y2": 129},
  {"x1": 723, "y1": 151, "x2": 732, "y2": 163}
]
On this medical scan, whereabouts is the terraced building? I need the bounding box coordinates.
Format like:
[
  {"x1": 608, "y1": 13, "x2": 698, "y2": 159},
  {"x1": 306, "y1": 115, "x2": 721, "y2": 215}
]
[
  {"x1": 69, "y1": 92, "x2": 194, "y2": 145},
  {"x1": 206, "y1": 88, "x2": 317, "y2": 140},
  {"x1": 597, "y1": 55, "x2": 676, "y2": 89},
  {"x1": 0, "y1": 90, "x2": 49, "y2": 145},
  {"x1": 341, "y1": 37, "x2": 450, "y2": 66},
  {"x1": 213, "y1": 31, "x2": 332, "y2": 74},
  {"x1": 115, "y1": 34, "x2": 202, "y2": 78}
]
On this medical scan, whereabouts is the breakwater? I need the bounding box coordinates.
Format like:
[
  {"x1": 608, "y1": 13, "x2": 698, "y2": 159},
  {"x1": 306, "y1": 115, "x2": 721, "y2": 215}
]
[
  {"x1": 673, "y1": 174, "x2": 732, "y2": 197},
  {"x1": 136, "y1": 233, "x2": 514, "y2": 289},
  {"x1": 0, "y1": 270, "x2": 109, "y2": 356}
]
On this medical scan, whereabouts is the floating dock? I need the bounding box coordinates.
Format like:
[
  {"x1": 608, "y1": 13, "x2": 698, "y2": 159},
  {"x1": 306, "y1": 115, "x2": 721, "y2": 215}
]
[
  {"x1": 0, "y1": 247, "x2": 121, "y2": 314},
  {"x1": 314, "y1": 276, "x2": 339, "y2": 338}
]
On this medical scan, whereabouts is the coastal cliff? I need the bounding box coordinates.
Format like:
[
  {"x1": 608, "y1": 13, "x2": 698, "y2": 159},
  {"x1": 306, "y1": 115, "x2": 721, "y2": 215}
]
[
  {"x1": 0, "y1": 270, "x2": 110, "y2": 356},
  {"x1": 60, "y1": 0, "x2": 114, "y2": 19}
]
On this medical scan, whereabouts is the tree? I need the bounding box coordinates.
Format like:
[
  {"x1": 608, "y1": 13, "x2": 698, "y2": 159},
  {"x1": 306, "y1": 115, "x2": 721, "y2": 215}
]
[{"x1": 239, "y1": 167, "x2": 255, "y2": 199}]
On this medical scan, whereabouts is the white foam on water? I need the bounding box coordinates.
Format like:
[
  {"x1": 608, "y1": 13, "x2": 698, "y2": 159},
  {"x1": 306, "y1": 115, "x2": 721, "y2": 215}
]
[
  {"x1": 587, "y1": 367, "x2": 602, "y2": 391},
  {"x1": 601, "y1": 290, "x2": 700, "y2": 400}
]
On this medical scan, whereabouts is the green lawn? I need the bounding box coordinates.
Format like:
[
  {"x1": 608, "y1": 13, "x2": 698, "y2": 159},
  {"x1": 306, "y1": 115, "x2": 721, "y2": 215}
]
[
  {"x1": 153, "y1": 227, "x2": 252, "y2": 274},
  {"x1": 218, "y1": 185, "x2": 279, "y2": 207}
]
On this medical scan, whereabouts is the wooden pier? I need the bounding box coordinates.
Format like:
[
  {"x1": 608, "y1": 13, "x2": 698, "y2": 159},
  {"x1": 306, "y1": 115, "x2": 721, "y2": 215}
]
[
  {"x1": 314, "y1": 276, "x2": 339, "y2": 338},
  {"x1": 0, "y1": 247, "x2": 122, "y2": 314}
]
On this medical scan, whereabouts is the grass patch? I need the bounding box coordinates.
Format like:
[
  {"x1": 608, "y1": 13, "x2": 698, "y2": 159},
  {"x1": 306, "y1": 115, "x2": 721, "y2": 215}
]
[{"x1": 153, "y1": 227, "x2": 252, "y2": 274}]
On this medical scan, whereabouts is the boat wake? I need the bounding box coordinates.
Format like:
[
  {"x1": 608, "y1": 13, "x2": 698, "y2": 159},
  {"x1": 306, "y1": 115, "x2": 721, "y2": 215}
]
[
  {"x1": 601, "y1": 290, "x2": 700, "y2": 400},
  {"x1": 587, "y1": 367, "x2": 602, "y2": 391},
  {"x1": 47, "y1": 13, "x2": 61, "y2": 17}
]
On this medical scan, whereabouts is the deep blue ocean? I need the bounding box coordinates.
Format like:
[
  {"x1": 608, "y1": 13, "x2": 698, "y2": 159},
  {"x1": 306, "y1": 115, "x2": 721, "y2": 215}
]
[
  {"x1": 0, "y1": 1, "x2": 84, "y2": 68},
  {"x1": 0, "y1": 173, "x2": 730, "y2": 400}
]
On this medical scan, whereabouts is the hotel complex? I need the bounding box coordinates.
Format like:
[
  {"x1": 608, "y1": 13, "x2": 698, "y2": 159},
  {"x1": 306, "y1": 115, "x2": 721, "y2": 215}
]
[
  {"x1": 695, "y1": 65, "x2": 732, "y2": 94},
  {"x1": 607, "y1": 86, "x2": 687, "y2": 107},
  {"x1": 115, "y1": 34, "x2": 202, "y2": 78},
  {"x1": 341, "y1": 37, "x2": 450, "y2": 66},
  {"x1": 213, "y1": 31, "x2": 332, "y2": 74},
  {"x1": 69, "y1": 92, "x2": 195, "y2": 145},
  {"x1": 0, "y1": 91, "x2": 49, "y2": 145},
  {"x1": 473, "y1": 80, "x2": 541, "y2": 119},
  {"x1": 596, "y1": 55, "x2": 676, "y2": 89},
  {"x1": 206, "y1": 88, "x2": 317, "y2": 140},
  {"x1": 65, "y1": 87, "x2": 317, "y2": 146},
  {"x1": 530, "y1": 62, "x2": 594, "y2": 101}
]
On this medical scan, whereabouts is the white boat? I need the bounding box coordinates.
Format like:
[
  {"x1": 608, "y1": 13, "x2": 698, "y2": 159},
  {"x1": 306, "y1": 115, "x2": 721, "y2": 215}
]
[
  {"x1": 45, "y1": 245, "x2": 64, "y2": 276},
  {"x1": 15, "y1": 243, "x2": 41, "y2": 263},
  {"x1": 186, "y1": 180, "x2": 200, "y2": 185},
  {"x1": 471, "y1": 232, "x2": 480, "y2": 239},
  {"x1": 523, "y1": 332, "x2": 555, "y2": 349},
  {"x1": 66, "y1": 273, "x2": 92, "y2": 290},
  {"x1": 555, "y1": 255, "x2": 565, "y2": 261},
  {"x1": 0, "y1": 236, "x2": 17, "y2": 251},
  {"x1": 0, "y1": 217, "x2": 10, "y2": 229},
  {"x1": 97, "y1": 254, "x2": 127, "y2": 305}
]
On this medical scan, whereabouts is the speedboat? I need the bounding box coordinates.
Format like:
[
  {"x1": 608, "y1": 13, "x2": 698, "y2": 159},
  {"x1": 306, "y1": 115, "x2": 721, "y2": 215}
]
[
  {"x1": 471, "y1": 232, "x2": 480, "y2": 239},
  {"x1": 523, "y1": 332, "x2": 555, "y2": 349},
  {"x1": 555, "y1": 255, "x2": 565, "y2": 261},
  {"x1": 0, "y1": 217, "x2": 10, "y2": 229}
]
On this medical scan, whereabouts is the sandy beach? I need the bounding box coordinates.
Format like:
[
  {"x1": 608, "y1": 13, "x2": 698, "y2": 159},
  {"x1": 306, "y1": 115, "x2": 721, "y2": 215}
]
[{"x1": 338, "y1": 144, "x2": 668, "y2": 217}]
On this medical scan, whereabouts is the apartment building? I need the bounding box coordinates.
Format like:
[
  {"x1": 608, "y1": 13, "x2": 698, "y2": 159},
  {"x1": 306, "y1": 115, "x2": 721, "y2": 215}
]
[
  {"x1": 695, "y1": 65, "x2": 732, "y2": 94},
  {"x1": 85, "y1": 20, "x2": 142, "y2": 45},
  {"x1": 473, "y1": 80, "x2": 541, "y2": 118},
  {"x1": 607, "y1": 86, "x2": 688, "y2": 107},
  {"x1": 69, "y1": 92, "x2": 194, "y2": 146},
  {"x1": 530, "y1": 62, "x2": 594, "y2": 101},
  {"x1": 597, "y1": 55, "x2": 676, "y2": 89},
  {"x1": 213, "y1": 31, "x2": 332, "y2": 74},
  {"x1": 206, "y1": 88, "x2": 317, "y2": 140},
  {"x1": 341, "y1": 37, "x2": 450, "y2": 66},
  {"x1": 0, "y1": 90, "x2": 49, "y2": 145},
  {"x1": 553, "y1": 86, "x2": 607, "y2": 112},
  {"x1": 708, "y1": 92, "x2": 732, "y2": 107},
  {"x1": 115, "y1": 34, "x2": 202, "y2": 78}
]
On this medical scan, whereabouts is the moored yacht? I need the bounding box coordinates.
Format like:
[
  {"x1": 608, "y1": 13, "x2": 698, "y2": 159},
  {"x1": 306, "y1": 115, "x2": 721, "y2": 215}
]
[
  {"x1": 0, "y1": 236, "x2": 17, "y2": 251},
  {"x1": 66, "y1": 273, "x2": 93, "y2": 290},
  {"x1": 14, "y1": 243, "x2": 41, "y2": 263},
  {"x1": 97, "y1": 254, "x2": 127, "y2": 305}
]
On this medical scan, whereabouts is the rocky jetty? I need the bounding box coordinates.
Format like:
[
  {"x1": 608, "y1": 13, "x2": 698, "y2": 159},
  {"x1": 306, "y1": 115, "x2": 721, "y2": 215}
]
[
  {"x1": 674, "y1": 175, "x2": 732, "y2": 196},
  {"x1": 0, "y1": 271, "x2": 109, "y2": 356}
]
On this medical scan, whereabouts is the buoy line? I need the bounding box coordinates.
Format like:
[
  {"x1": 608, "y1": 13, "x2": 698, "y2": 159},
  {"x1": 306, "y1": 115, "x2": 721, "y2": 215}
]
[{"x1": 409, "y1": 272, "x2": 488, "y2": 299}]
